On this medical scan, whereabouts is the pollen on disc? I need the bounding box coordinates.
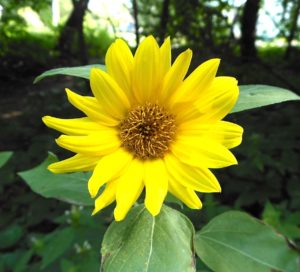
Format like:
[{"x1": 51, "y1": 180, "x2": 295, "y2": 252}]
[{"x1": 119, "y1": 103, "x2": 176, "y2": 160}]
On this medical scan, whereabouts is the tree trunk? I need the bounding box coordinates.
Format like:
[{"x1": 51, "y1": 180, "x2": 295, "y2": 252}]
[
  {"x1": 132, "y1": 0, "x2": 140, "y2": 48},
  {"x1": 158, "y1": 0, "x2": 170, "y2": 44},
  {"x1": 56, "y1": 0, "x2": 89, "y2": 64},
  {"x1": 285, "y1": 0, "x2": 300, "y2": 59},
  {"x1": 240, "y1": 0, "x2": 260, "y2": 61}
]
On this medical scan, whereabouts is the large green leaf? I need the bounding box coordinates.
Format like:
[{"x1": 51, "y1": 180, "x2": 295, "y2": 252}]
[
  {"x1": 0, "y1": 151, "x2": 13, "y2": 168},
  {"x1": 231, "y1": 85, "x2": 300, "y2": 113},
  {"x1": 34, "y1": 64, "x2": 105, "y2": 83},
  {"x1": 195, "y1": 211, "x2": 299, "y2": 272},
  {"x1": 101, "y1": 205, "x2": 196, "y2": 272},
  {"x1": 18, "y1": 153, "x2": 93, "y2": 206}
]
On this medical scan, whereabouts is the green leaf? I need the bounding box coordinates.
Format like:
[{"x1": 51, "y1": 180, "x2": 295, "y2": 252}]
[
  {"x1": 165, "y1": 193, "x2": 184, "y2": 208},
  {"x1": 0, "y1": 251, "x2": 29, "y2": 271},
  {"x1": 34, "y1": 64, "x2": 106, "y2": 83},
  {"x1": 40, "y1": 227, "x2": 75, "y2": 269},
  {"x1": 262, "y1": 203, "x2": 300, "y2": 240},
  {"x1": 0, "y1": 224, "x2": 23, "y2": 249},
  {"x1": 195, "y1": 211, "x2": 299, "y2": 272},
  {"x1": 60, "y1": 259, "x2": 77, "y2": 272},
  {"x1": 231, "y1": 85, "x2": 300, "y2": 113},
  {"x1": 262, "y1": 201, "x2": 281, "y2": 228},
  {"x1": 0, "y1": 151, "x2": 13, "y2": 168},
  {"x1": 14, "y1": 250, "x2": 33, "y2": 272},
  {"x1": 101, "y1": 205, "x2": 196, "y2": 272},
  {"x1": 18, "y1": 153, "x2": 93, "y2": 206}
]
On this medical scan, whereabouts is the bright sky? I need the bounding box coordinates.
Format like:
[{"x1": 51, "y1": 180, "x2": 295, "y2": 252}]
[
  {"x1": 88, "y1": 0, "x2": 135, "y2": 43},
  {"x1": 226, "y1": 0, "x2": 284, "y2": 38}
]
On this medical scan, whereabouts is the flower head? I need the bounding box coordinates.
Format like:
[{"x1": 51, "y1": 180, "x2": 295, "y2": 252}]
[{"x1": 43, "y1": 36, "x2": 243, "y2": 221}]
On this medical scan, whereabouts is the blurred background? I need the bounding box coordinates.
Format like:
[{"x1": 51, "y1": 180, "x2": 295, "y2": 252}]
[{"x1": 0, "y1": 0, "x2": 299, "y2": 271}]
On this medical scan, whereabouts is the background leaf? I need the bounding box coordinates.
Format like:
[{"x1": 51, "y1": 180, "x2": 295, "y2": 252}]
[
  {"x1": 231, "y1": 85, "x2": 300, "y2": 113},
  {"x1": 18, "y1": 153, "x2": 93, "y2": 206},
  {"x1": 165, "y1": 193, "x2": 184, "y2": 208},
  {"x1": 195, "y1": 211, "x2": 299, "y2": 272},
  {"x1": 262, "y1": 202, "x2": 300, "y2": 240},
  {"x1": 101, "y1": 205, "x2": 196, "y2": 272},
  {"x1": 33, "y1": 64, "x2": 105, "y2": 83},
  {"x1": 39, "y1": 227, "x2": 75, "y2": 269},
  {"x1": 0, "y1": 224, "x2": 23, "y2": 250},
  {"x1": 0, "y1": 151, "x2": 13, "y2": 168}
]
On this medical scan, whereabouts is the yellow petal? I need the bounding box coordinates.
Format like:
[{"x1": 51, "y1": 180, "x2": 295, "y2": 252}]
[
  {"x1": 105, "y1": 39, "x2": 134, "y2": 100},
  {"x1": 194, "y1": 76, "x2": 239, "y2": 122},
  {"x1": 56, "y1": 130, "x2": 120, "y2": 156},
  {"x1": 178, "y1": 120, "x2": 243, "y2": 149},
  {"x1": 171, "y1": 58, "x2": 220, "y2": 105},
  {"x1": 42, "y1": 116, "x2": 104, "y2": 136},
  {"x1": 144, "y1": 159, "x2": 168, "y2": 216},
  {"x1": 172, "y1": 101, "x2": 202, "y2": 124},
  {"x1": 168, "y1": 178, "x2": 202, "y2": 209},
  {"x1": 164, "y1": 153, "x2": 221, "y2": 192},
  {"x1": 88, "y1": 148, "x2": 133, "y2": 198},
  {"x1": 90, "y1": 68, "x2": 130, "y2": 119},
  {"x1": 132, "y1": 36, "x2": 160, "y2": 103},
  {"x1": 160, "y1": 49, "x2": 192, "y2": 103},
  {"x1": 48, "y1": 154, "x2": 100, "y2": 174},
  {"x1": 65, "y1": 88, "x2": 119, "y2": 126},
  {"x1": 172, "y1": 136, "x2": 237, "y2": 169},
  {"x1": 114, "y1": 159, "x2": 144, "y2": 221},
  {"x1": 159, "y1": 37, "x2": 171, "y2": 78},
  {"x1": 92, "y1": 180, "x2": 117, "y2": 215}
]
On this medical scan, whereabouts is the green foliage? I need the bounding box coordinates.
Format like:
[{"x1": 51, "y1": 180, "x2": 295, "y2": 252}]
[
  {"x1": 84, "y1": 25, "x2": 115, "y2": 59},
  {"x1": 220, "y1": 103, "x2": 300, "y2": 218},
  {"x1": 0, "y1": 151, "x2": 13, "y2": 167},
  {"x1": 273, "y1": 0, "x2": 300, "y2": 43},
  {"x1": 0, "y1": 0, "x2": 52, "y2": 40},
  {"x1": 231, "y1": 85, "x2": 300, "y2": 113},
  {"x1": 34, "y1": 64, "x2": 106, "y2": 83},
  {"x1": 0, "y1": 32, "x2": 58, "y2": 76},
  {"x1": 18, "y1": 153, "x2": 93, "y2": 206},
  {"x1": 39, "y1": 227, "x2": 75, "y2": 269},
  {"x1": 0, "y1": 0, "x2": 49, "y2": 36},
  {"x1": 137, "y1": 0, "x2": 240, "y2": 50},
  {"x1": 262, "y1": 202, "x2": 300, "y2": 241},
  {"x1": 0, "y1": 224, "x2": 23, "y2": 250},
  {"x1": 0, "y1": 0, "x2": 113, "y2": 77},
  {"x1": 101, "y1": 205, "x2": 195, "y2": 272},
  {"x1": 0, "y1": 201, "x2": 107, "y2": 271},
  {"x1": 195, "y1": 211, "x2": 299, "y2": 272},
  {"x1": 165, "y1": 193, "x2": 184, "y2": 208}
]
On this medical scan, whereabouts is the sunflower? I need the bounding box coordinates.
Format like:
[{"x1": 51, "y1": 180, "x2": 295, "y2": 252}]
[{"x1": 43, "y1": 36, "x2": 243, "y2": 221}]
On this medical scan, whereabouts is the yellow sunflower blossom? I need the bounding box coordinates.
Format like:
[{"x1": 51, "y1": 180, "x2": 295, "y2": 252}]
[{"x1": 43, "y1": 36, "x2": 243, "y2": 221}]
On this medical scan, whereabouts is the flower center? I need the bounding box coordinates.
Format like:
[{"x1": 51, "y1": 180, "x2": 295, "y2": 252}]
[{"x1": 119, "y1": 103, "x2": 176, "y2": 160}]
